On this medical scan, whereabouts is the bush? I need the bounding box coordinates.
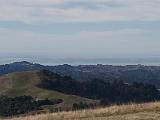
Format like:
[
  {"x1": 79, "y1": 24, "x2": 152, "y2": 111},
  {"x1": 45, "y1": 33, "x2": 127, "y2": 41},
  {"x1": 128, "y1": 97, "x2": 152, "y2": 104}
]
[
  {"x1": 0, "y1": 96, "x2": 62, "y2": 116},
  {"x1": 72, "y1": 102, "x2": 95, "y2": 110}
]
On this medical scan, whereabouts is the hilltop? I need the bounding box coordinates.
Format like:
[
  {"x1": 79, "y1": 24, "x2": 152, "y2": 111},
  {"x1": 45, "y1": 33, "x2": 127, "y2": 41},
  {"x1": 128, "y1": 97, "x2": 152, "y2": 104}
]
[{"x1": 2, "y1": 102, "x2": 160, "y2": 120}]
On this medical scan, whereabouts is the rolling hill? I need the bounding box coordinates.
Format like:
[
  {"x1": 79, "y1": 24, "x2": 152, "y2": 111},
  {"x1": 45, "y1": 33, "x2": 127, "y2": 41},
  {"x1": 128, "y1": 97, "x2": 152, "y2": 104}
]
[
  {"x1": 0, "y1": 70, "x2": 97, "y2": 111},
  {"x1": 0, "y1": 68, "x2": 160, "y2": 116}
]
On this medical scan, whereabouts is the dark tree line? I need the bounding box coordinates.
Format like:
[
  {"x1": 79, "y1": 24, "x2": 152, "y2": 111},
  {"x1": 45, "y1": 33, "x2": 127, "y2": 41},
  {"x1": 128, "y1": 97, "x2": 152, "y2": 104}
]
[
  {"x1": 38, "y1": 76, "x2": 160, "y2": 105},
  {"x1": 0, "y1": 96, "x2": 62, "y2": 116}
]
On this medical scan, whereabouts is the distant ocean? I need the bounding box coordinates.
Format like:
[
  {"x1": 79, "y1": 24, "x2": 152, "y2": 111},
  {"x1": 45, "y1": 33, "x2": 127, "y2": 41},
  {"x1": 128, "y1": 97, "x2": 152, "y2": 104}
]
[{"x1": 1, "y1": 56, "x2": 160, "y2": 66}]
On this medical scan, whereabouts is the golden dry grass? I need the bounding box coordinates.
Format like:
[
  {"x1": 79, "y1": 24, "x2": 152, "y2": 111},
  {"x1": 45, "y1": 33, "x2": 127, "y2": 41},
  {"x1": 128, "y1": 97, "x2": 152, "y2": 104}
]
[{"x1": 2, "y1": 102, "x2": 160, "y2": 120}]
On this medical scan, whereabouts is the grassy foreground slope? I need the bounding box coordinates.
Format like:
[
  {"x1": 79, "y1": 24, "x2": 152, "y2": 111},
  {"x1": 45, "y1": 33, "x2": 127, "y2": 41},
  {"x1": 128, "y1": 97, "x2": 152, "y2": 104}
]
[
  {"x1": 0, "y1": 70, "x2": 96, "y2": 109},
  {"x1": 3, "y1": 102, "x2": 160, "y2": 120}
]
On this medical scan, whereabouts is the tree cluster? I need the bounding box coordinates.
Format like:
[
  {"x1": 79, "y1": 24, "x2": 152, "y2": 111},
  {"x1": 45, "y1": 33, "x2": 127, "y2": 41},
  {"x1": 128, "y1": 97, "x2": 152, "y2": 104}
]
[
  {"x1": 72, "y1": 102, "x2": 92, "y2": 110},
  {"x1": 0, "y1": 96, "x2": 62, "y2": 116},
  {"x1": 38, "y1": 77, "x2": 160, "y2": 105}
]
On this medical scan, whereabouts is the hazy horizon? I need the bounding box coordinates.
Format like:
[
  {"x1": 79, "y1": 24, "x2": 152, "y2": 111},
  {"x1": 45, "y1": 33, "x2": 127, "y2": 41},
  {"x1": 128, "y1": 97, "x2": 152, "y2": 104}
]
[{"x1": 1, "y1": 55, "x2": 160, "y2": 66}]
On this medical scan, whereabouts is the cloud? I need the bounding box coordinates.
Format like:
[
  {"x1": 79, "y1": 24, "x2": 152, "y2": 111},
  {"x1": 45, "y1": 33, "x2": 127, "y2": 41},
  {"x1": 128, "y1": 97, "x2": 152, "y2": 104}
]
[{"x1": 0, "y1": 0, "x2": 160, "y2": 23}]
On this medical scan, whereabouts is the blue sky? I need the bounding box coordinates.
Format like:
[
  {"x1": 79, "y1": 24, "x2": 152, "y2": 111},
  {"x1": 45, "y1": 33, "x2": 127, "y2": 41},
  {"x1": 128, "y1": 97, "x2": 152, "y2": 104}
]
[{"x1": 0, "y1": 0, "x2": 160, "y2": 59}]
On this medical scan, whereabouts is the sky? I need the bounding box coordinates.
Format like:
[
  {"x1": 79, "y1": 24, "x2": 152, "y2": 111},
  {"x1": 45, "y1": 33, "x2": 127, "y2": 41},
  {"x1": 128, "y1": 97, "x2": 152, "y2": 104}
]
[{"x1": 0, "y1": 0, "x2": 160, "y2": 59}]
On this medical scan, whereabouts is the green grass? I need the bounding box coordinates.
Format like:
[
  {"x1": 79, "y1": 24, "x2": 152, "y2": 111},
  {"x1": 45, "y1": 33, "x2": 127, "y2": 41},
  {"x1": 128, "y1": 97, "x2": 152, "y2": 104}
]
[{"x1": 0, "y1": 71, "x2": 96, "y2": 109}]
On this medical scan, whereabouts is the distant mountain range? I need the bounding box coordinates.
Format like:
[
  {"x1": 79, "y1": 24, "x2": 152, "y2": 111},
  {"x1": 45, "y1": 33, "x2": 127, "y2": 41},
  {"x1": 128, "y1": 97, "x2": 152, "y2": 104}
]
[{"x1": 1, "y1": 61, "x2": 160, "y2": 88}]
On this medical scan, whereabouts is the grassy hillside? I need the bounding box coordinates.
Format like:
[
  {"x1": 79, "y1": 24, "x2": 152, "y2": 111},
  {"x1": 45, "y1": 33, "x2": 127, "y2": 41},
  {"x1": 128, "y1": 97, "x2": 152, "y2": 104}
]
[
  {"x1": 1, "y1": 69, "x2": 160, "y2": 118},
  {"x1": 0, "y1": 70, "x2": 96, "y2": 110},
  {"x1": 2, "y1": 102, "x2": 160, "y2": 120}
]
